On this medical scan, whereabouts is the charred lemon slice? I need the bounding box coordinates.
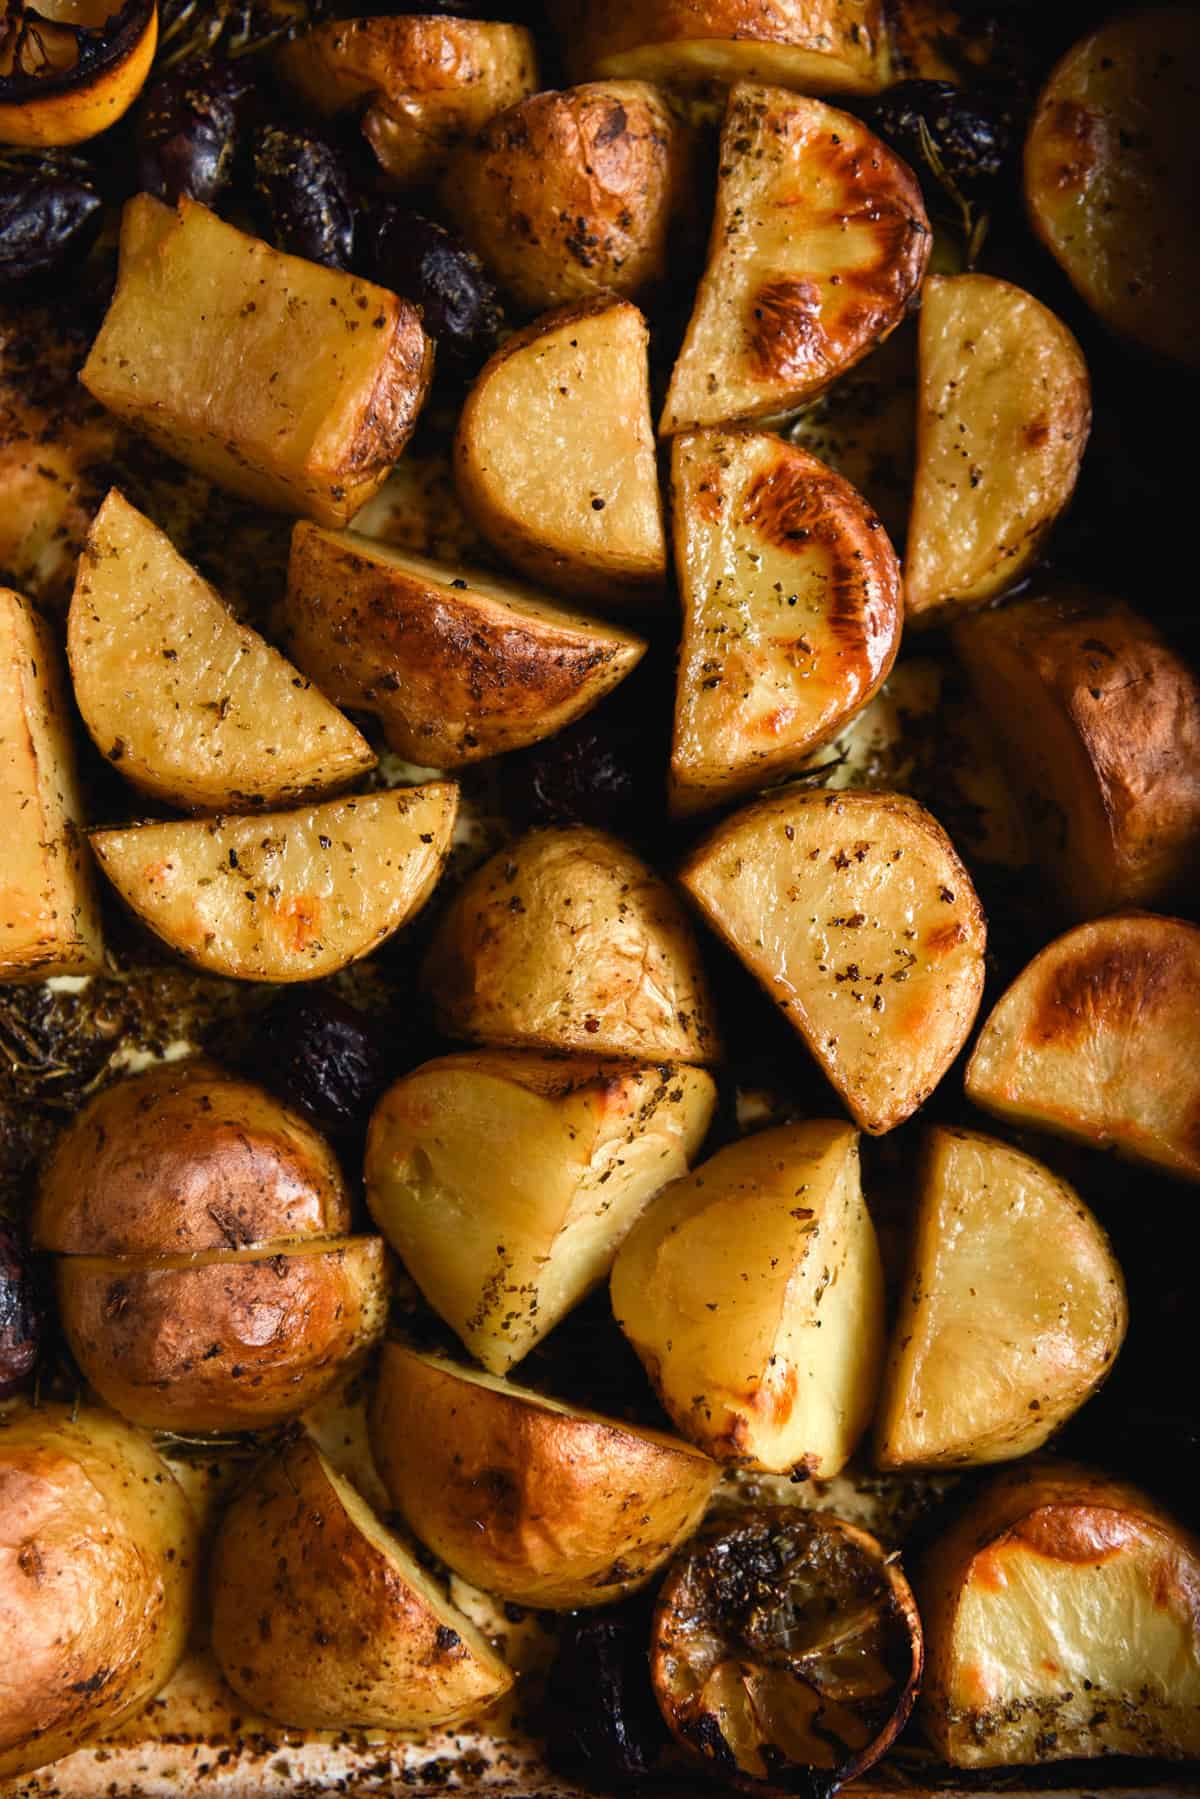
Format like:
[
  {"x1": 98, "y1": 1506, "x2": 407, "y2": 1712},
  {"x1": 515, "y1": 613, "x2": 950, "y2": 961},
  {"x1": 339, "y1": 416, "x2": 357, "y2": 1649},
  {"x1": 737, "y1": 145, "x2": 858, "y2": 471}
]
[
  {"x1": 0, "y1": 1, "x2": 157, "y2": 147},
  {"x1": 650, "y1": 1507, "x2": 922, "y2": 1790}
]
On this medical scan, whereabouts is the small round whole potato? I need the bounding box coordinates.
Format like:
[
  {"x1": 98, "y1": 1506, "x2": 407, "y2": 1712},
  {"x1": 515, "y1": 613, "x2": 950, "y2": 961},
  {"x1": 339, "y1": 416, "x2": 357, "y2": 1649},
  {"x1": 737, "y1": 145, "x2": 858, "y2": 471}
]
[
  {"x1": 0, "y1": 1404, "x2": 198, "y2": 1779},
  {"x1": 443, "y1": 81, "x2": 693, "y2": 314},
  {"x1": 370, "y1": 1343, "x2": 721, "y2": 1609}
]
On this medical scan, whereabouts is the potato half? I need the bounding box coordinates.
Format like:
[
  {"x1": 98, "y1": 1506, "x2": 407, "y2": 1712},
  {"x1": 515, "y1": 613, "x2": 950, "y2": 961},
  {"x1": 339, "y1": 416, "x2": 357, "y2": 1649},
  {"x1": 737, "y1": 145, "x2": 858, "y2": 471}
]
[
  {"x1": 661, "y1": 85, "x2": 929, "y2": 434},
  {"x1": 284, "y1": 523, "x2": 645, "y2": 767},
  {"x1": 370, "y1": 1343, "x2": 721, "y2": 1609},
  {"x1": 680, "y1": 789, "x2": 986, "y2": 1133},
  {"x1": 68, "y1": 490, "x2": 373, "y2": 811},
  {"x1": 0, "y1": 1404, "x2": 197, "y2": 1779},
  {"x1": 211, "y1": 1433, "x2": 512, "y2": 1729},
  {"x1": 965, "y1": 912, "x2": 1200, "y2": 1182},
  {"x1": 918, "y1": 1462, "x2": 1200, "y2": 1764},
  {"x1": 444, "y1": 83, "x2": 691, "y2": 315},
  {"x1": 954, "y1": 589, "x2": 1200, "y2": 918},
  {"x1": 670, "y1": 428, "x2": 902, "y2": 816},
  {"x1": 1025, "y1": 7, "x2": 1200, "y2": 367},
  {"x1": 875, "y1": 1127, "x2": 1127, "y2": 1470},
  {"x1": 423, "y1": 826, "x2": 721, "y2": 1063},
  {"x1": 278, "y1": 16, "x2": 537, "y2": 187},
  {"x1": 611, "y1": 1121, "x2": 884, "y2": 1474},
  {"x1": 0, "y1": 584, "x2": 103, "y2": 980},
  {"x1": 454, "y1": 298, "x2": 667, "y2": 607},
  {"x1": 558, "y1": 0, "x2": 887, "y2": 94},
  {"x1": 90, "y1": 782, "x2": 457, "y2": 983},
  {"x1": 905, "y1": 275, "x2": 1090, "y2": 624},
  {"x1": 365, "y1": 1051, "x2": 716, "y2": 1373},
  {"x1": 81, "y1": 197, "x2": 433, "y2": 527},
  {"x1": 57, "y1": 1236, "x2": 388, "y2": 1432}
]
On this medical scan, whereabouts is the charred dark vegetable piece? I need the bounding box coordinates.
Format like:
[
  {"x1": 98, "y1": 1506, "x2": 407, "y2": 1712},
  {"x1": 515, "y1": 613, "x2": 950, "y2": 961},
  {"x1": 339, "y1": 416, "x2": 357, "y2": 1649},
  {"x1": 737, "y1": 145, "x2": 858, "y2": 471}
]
[
  {"x1": 857, "y1": 81, "x2": 1015, "y2": 212},
  {"x1": 360, "y1": 207, "x2": 500, "y2": 364},
  {"x1": 542, "y1": 1595, "x2": 669, "y2": 1787},
  {"x1": 237, "y1": 989, "x2": 393, "y2": 1140},
  {"x1": 0, "y1": 170, "x2": 102, "y2": 284},
  {"x1": 251, "y1": 123, "x2": 355, "y2": 269},
  {"x1": 0, "y1": 1221, "x2": 41, "y2": 1398},
  {"x1": 137, "y1": 57, "x2": 255, "y2": 206}
]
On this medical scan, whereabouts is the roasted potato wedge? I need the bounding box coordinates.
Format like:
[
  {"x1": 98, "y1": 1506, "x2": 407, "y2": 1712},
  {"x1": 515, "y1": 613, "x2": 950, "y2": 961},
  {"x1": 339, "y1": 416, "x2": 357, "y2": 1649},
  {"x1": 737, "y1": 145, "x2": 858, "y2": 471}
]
[
  {"x1": 424, "y1": 826, "x2": 720, "y2": 1064},
  {"x1": 875, "y1": 1127, "x2": 1127, "y2": 1470},
  {"x1": 905, "y1": 275, "x2": 1090, "y2": 624},
  {"x1": 0, "y1": 584, "x2": 103, "y2": 980},
  {"x1": 661, "y1": 85, "x2": 929, "y2": 434},
  {"x1": 680, "y1": 789, "x2": 986, "y2": 1133},
  {"x1": 918, "y1": 1462, "x2": 1200, "y2": 1764},
  {"x1": 81, "y1": 197, "x2": 433, "y2": 527},
  {"x1": 454, "y1": 298, "x2": 667, "y2": 607},
  {"x1": 669, "y1": 428, "x2": 902, "y2": 816},
  {"x1": 0, "y1": 1403, "x2": 197, "y2": 1779},
  {"x1": 284, "y1": 522, "x2": 645, "y2": 767},
  {"x1": 211, "y1": 1433, "x2": 512, "y2": 1729},
  {"x1": 278, "y1": 15, "x2": 537, "y2": 188},
  {"x1": 69, "y1": 491, "x2": 374, "y2": 810},
  {"x1": 1025, "y1": 7, "x2": 1200, "y2": 367},
  {"x1": 953, "y1": 590, "x2": 1200, "y2": 918},
  {"x1": 90, "y1": 782, "x2": 458, "y2": 983},
  {"x1": 965, "y1": 912, "x2": 1200, "y2": 1183},
  {"x1": 56, "y1": 1236, "x2": 388, "y2": 1432},
  {"x1": 365, "y1": 1051, "x2": 716, "y2": 1373},
  {"x1": 370, "y1": 1343, "x2": 720, "y2": 1609},
  {"x1": 34, "y1": 1059, "x2": 350, "y2": 1256},
  {"x1": 611, "y1": 1120, "x2": 884, "y2": 1474},
  {"x1": 444, "y1": 83, "x2": 691, "y2": 315},
  {"x1": 558, "y1": 0, "x2": 887, "y2": 94}
]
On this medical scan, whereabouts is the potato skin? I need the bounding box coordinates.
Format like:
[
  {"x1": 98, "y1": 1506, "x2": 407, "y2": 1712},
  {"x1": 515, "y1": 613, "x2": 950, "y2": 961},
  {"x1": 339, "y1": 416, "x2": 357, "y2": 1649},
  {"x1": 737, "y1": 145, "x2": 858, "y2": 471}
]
[
  {"x1": 0, "y1": 1404, "x2": 198, "y2": 1779},
  {"x1": 57, "y1": 1238, "x2": 389, "y2": 1432},
  {"x1": 34, "y1": 1059, "x2": 351, "y2": 1257},
  {"x1": 211, "y1": 1434, "x2": 512, "y2": 1729},
  {"x1": 370, "y1": 1345, "x2": 721, "y2": 1609},
  {"x1": 444, "y1": 82, "x2": 692, "y2": 314}
]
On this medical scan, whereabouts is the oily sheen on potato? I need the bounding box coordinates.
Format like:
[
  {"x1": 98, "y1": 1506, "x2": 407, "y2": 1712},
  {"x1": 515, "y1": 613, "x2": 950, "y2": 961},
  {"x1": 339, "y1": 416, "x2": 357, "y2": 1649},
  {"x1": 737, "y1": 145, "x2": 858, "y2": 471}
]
[
  {"x1": 905, "y1": 275, "x2": 1091, "y2": 623},
  {"x1": 81, "y1": 197, "x2": 433, "y2": 526},
  {"x1": 370, "y1": 1344, "x2": 721, "y2": 1609},
  {"x1": 69, "y1": 491, "x2": 374, "y2": 810},
  {"x1": 365, "y1": 1051, "x2": 716, "y2": 1373},
  {"x1": 669, "y1": 428, "x2": 902, "y2": 815},
  {"x1": 0, "y1": 585, "x2": 103, "y2": 979},
  {"x1": 875, "y1": 1127, "x2": 1127, "y2": 1470},
  {"x1": 284, "y1": 523, "x2": 645, "y2": 767},
  {"x1": 211, "y1": 1434, "x2": 512, "y2": 1730},
  {"x1": 90, "y1": 783, "x2": 458, "y2": 982},
  {"x1": 611, "y1": 1121, "x2": 884, "y2": 1475},
  {"x1": 680, "y1": 789, "x2": 986, "y2": 1133},
  {"x1": 918, "y1": 1463, "x2": 1200, "y2": 1764},
  {"x1": 661, "y1": 85, "x2": 929, "y2": 433},
  {"x1": 966, "y1": 912, "x2": 1200, "y2": 1182},
  {"x1": 454, "y1": 297, "x2": 667, "y2": 606}
]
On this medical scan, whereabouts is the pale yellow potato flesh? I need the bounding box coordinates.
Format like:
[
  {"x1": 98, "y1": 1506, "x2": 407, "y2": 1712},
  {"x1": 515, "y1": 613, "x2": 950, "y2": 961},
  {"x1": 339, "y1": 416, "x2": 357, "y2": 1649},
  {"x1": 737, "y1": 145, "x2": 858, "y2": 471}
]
[
  {"x1": 918, "y1": 1463, "x2": 1200, "y2": 1765},
  {"x1": 365, "y1": 1051, "x2": 716, "y2": 1373},
  {"x1": 680, "y1": 788, "x2": 986, "y2": 1133},
  {"x1": 611, "y1": 1120, "x2": 884, "y2": 1474},
  {"x1": 423, "y1": 825, "x2": 721, "y2": 1063},
  {"x1": 81, "y1": 197, "x2": 433, "y2": 527},
  {"x1": 90, "y1": 783, "x2": 458, "y2": 983},
  {"x1": 661, "y1": 85, "x2": 929, "y2": 434},
  {"x1": 0, "y1": 585, "x2": 103, "y2": 979},
  {"x1": 68, "y1": 491, "x2": 374, "y2": 810},
  {"x1": 905, "y1": 275, "x2": 1091, "y2": 624},
  {"x1": 211, "y1": 1434, "x2": 512, "y2": 1730},
  {"x1": 965, "y1": 912, "x2": 1200, "y2": 1183},
  {"x1": 284, "y1": 523, "x2": 645, "y2": 767},
  {"x1": 278, "y1": 16, "x2": 538, "y2": 187},
  {"x1": 0, "y1": 1405, "x2": 198, "y2": 1779},
  {"x1": 875, "y1": 1127, "x2": 1127, "y2": 1470},
  {"x1": 370, "y1": 1344, "x2": 721, "y2": 1608},
  {"x1": 953, "y1": 589, "x2": 1200, "y2": 918},
  {"x1": 454, "y1": 298, "x2": 667, "y2": 606},
  {"x1": 669, "y1": 428, "x2": 903, "y2": 815}
]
